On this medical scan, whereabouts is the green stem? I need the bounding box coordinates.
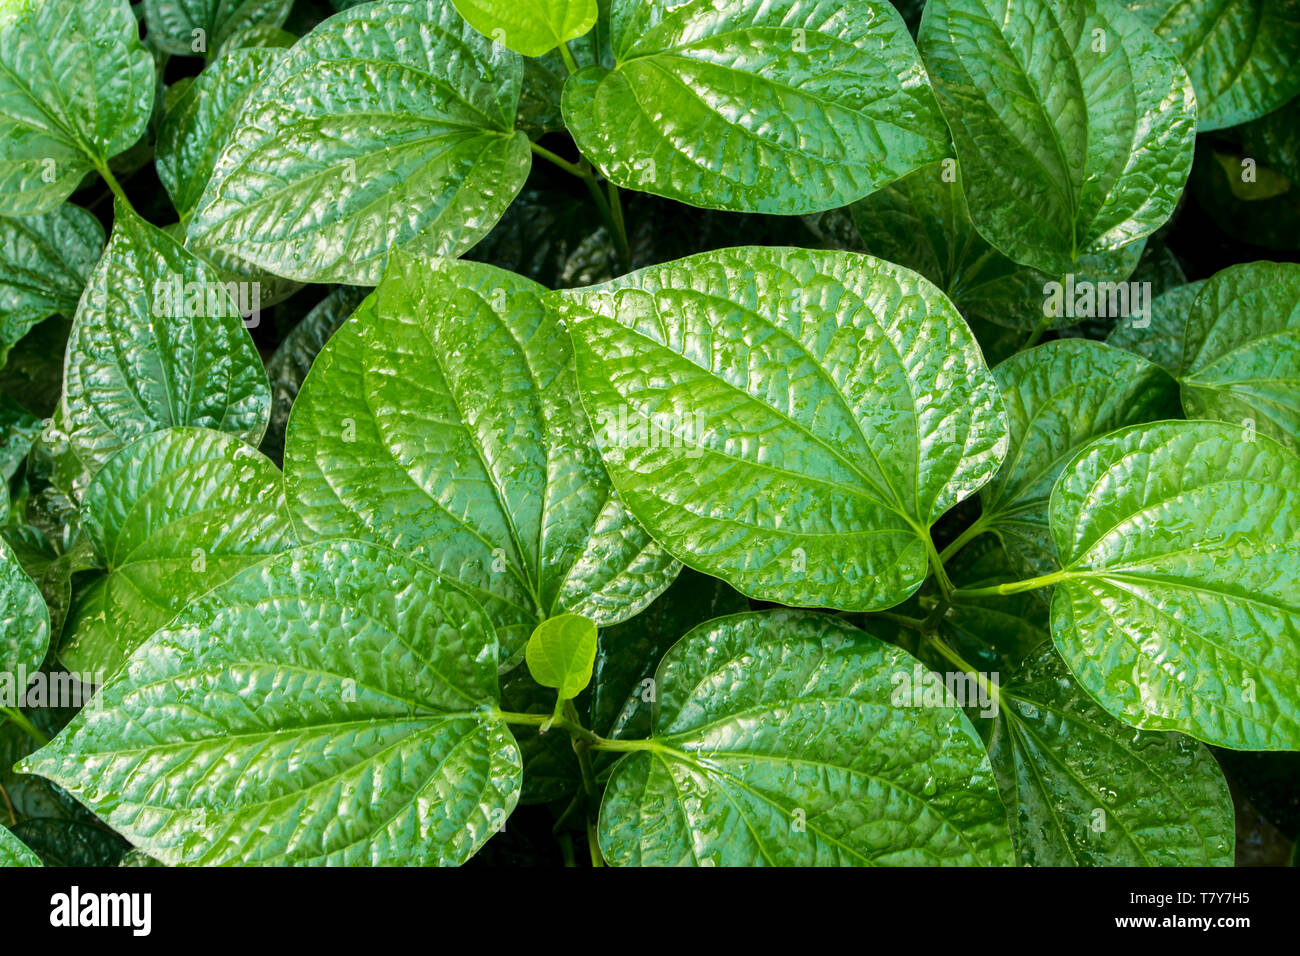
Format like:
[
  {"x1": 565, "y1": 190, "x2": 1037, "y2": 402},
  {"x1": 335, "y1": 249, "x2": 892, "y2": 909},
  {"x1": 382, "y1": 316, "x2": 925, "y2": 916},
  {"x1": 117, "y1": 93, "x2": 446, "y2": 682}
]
[
  {"x1": 558, "y1": 41, "x2": 579, "y2": 75},
  {"x1": 1021, "y1": 314, "x2": 1051, "y2": 351},
  {"x1": 869, "y1": 610, "x2": 929, "y2": 632},
  {"x1": 924, "y1": 535, "x2": 954, "y2": 600},
  {"x1": 529, "y1": 141, "x2": 589, "y2": 178},
  {"x1": 94, "y1": 162, "x2": 132, "y2": 209},
  {"x1": 605, "y1": 179, "x2": 631, "y2": 270},
  {"x1": 496, "y1": 708, "x2": 602, "y2": 746},
  {"x1": 587, "y1": 818, "x2": 604, "y2": 867},
  {"x1": 924, "y1": 634, "x2": 1004, "y2": 708},
  {"x1": 951, "y1": 569, "x2": 1069, "y2": 600},
  {"x1": 0, "y1": 707, "x2": 48, "y2": 747},
  {"x1": 939, "y1": 513, "x2": 992, "y2": 564}
]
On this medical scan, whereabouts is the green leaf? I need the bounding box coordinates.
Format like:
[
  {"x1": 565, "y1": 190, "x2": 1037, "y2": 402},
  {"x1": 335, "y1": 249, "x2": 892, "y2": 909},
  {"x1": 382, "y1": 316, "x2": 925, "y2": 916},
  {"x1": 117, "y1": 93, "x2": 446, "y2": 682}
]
[
  {"x1": 981, "y1": 340, "x2": 1178, "y2": 577},
  {"x1": 1176, "y1": 261, "x2": 1300, "y2": 449},
  {"x1": 525, "y1": 614, "x2": 598, "y2": 700},
  {"x1": 59, "y1": 203, "x2": 270, "y2": 497},
  {"x1": 1240, "y1": 95, "x2": 1300, "y2": 183},
  {"x1": 598, "y1": 610, "x2": 1014, "y2": 865},
  {"x1": 58, "y1": 427, "x2": 298, "y2": 678},
  {"x1": 0, "y1": 205, "x2": 105, "y2": 359},
  {"x1": 1049, "y1": 420, "x2": 1300, "y2": 750},
  {"x1": 453, "y1": 0, "x2": 597, "y2": 56},
  {"x1": 0, "y1": 0, "x2": 155, "y2": 214},
  {"x1": 1127, "y1": 0, "x2": 1300, "y2": 131},
  {"x1": 262, "y1": 285, "x2": 370, "y2": 464},
  {"x1": 555, "y1": 246, "x2": 1008, "y2": 611},
  {"x1": 919, "y1": 0, "x2": 1196, "y2": 275},
  {"x1": 157, "y1": 48, "x2": 285, "y2": 222},
  {"x1": 284, "y1": 254, "x2": 678, "y2": 661},
  {"x1": 0, "y1": 825, "x2": 41, "y2": 867},
  {"x1": 187, "y1": 0, "x2": 531, "y2": 283},
  {"x1": 20, "y1": 539, "x2": 521, "y2": 866},
  {"x1": 0, "y1": 393, "x2": 43, "y2": 481},
  {"x1": 1106, "y1": 280, "x2": 1206, "y2": 375},
  {"x1": 141, "y1": 0, "x2": 294, "y2": 57},
  {"x1": 1, "y1": 534, "x2": 48, "y2": 676},
  {"x1": 213, "y1": 23, "x2": 298, "y2": 57},
  {"x1": 561, "y1": 0, "x2": 949, "y2": 214},
  {"x1": 985, "y1": 642, "x2": 1234, "y2": 865},
  {"x1": 824, "y1": 162, "x2": 1147, "y2": 331}
]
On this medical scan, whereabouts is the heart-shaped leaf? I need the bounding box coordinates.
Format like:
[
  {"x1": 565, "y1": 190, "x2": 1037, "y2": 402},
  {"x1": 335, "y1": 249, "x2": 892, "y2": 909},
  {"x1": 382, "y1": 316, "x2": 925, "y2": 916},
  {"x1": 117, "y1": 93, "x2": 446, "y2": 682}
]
[
  {"x1": 525, "y1": 614, "x2": 598, "y2": 700},
  {"x1": 1, "y1": 535, "x2": 49, "y2": 677},
  {"x1": 1049, "y1": 420, "x2": 1300, "y2": 750},
  {"x1": 20, "y1": 539, "x2": 521, "y2": 866},
  {"x1": 0, "y1": 0, "x2": 155, "y2": 215},
  {"x1": 58, "y1": 427, "x2": 298, "y2": 677},
  {"x1": 598, "y1": 610, "x2": 1014, "y2": 865},
  {"x1": 141, "y1": 0, "x2": 294, "y2": 58},
  {"x1": 985, "y1": 643, "x2": 1234, "y2": 865},
  {"x1": 453, "y1": 0, "x2": 597, "y2": 56},
  {"x1": 555, "y1": 246, "x2": 1008, "y2": 611},
  {"x1": 59, "y1": 203, "x2": 270, "y2": 497},
  {"x1": 919, "y1": 0, "x2": 1196, "y2": 275},
  {"x1": 284, "y1": 254, "x2": 678, "y2": 661},
  {"x1": 980, "y1": 340, "x2": 1178, "y2": 577},
  {"x1": 562, "y1": 0, "x2": 949, "y2": 214},
  {"x1": 0, "y1": 204, "x2": 104, "y2": 358},
  {"x1": 188, "y1": 0, "x2": 532, "y2": 283},
  {"x1": 1127, "y1": 0, "x2": 1300, "y2": 131}
]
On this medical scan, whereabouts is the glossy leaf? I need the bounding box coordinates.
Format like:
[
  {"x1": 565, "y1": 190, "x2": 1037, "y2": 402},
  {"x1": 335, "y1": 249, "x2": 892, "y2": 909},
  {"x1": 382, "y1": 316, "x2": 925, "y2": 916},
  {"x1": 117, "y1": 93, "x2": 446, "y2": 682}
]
[
  {"x1": 598, "y1": 611, "x2": 1014, "y2": 866},
  {"x1": 525, "y1": 614, "x2": 598, "y2": 700},
  {"x1": 1177, "y1": 261, "x2": 1300, "y2": 449},
  {"x1": 981, "y1": 340, "x2": 1178, "y2": 577},
  {"x1": 555, "y1": 246, "x2": 1008, "y2": 611},
  {"x1": 21, "y1": 539, "x2": 521, "y2": 866},
  {"x1": 0, "y1": 205, "x2": 105, "y2": 357},
  {"x1": 284, "y1": 255, "x2": 678, "y2": 660},
  {"x1": 1106, "y1": 280, "x2": 1205, "y2": 375},
  {"x1": 142, "y1": 0, "x2": 294, "y2": 57},
  {"x1": 919, "y1": 0, "x2": 1196, "y2": 275},
  {"x1": 1050, "y1": 420, "x2": 1300, "y2": 750},
  {"x1": 1, "y1": 534, "x2": 48, "y2": 677},
  {"x1": 0, "y1": 825, "x2": 41, "y2": 867},
  {"x1": 157, "y1": 49, "x2": 284, "y2": 222},
  {"x1": 188, "y1": 0, "x2": 531, "y2": 283},
  {"x1": 60, "y1": 203, "x2": 270, "y2": 497},
  {"x1": 0, "y1": 0, "x2": 155, "y2": 215},
  {"x1": 453, "y1": 0, "x2": 596, "y2": 56},
  {"x1": 986, "y1": 643, "x2": 1235, "y2": 865},
  {"x1": 562, "y1": 0, "x2": 949, "y2": 214},
  {"x1": 58, "y1": 427, "x2": 298, "y2": 678},
  {"x1": 1128, "y1": 0, "x2": 1300, "y2": 131}
]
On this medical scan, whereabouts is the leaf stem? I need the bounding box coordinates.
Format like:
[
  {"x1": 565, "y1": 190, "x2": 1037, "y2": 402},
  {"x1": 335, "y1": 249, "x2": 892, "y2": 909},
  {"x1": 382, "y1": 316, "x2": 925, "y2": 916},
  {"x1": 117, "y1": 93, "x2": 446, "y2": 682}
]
[
  {"x1": 529, "y1": 141, "x2": 589, "y2": 178},
  {"x1": 1020, "y1": 313, "x2": 1051, "y2": 351},
  {"x1": 924, "y1": 536, "x2": 955, "y2": 600},
  {"x1": 605, "y1": 179, "x2": 632, "y2": 269},
  {"x1": 951, "y1": 569, "x2": 1069, "y2": 600},
  {"x1": 0, "y1": 707, "x2": 48, "y2": 747},
  {"x1": 94, "y1": 162, "x2": 132, "y2": 210},
  {"x1": 587, "y1": 818, "x2": 604, "y2": 866},
  {"x1": 558, "y1": 41, "x2": 579, "y2": 75},
  {"x1": 939, "y1": 513, "x2": 992, "y2": 563},
  {"x1": 923, "y1": 634, "x2": 1004, "y2": 709}
]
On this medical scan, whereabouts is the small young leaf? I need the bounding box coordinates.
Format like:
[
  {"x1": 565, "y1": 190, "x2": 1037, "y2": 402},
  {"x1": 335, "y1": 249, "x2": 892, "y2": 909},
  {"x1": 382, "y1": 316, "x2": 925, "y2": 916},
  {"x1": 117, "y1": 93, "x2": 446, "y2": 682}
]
[
  {"x1": 1127, "y1": 0, "x2": 1300, "y2": 131},
  {"x1": 555, "y1": 246, "x2": 1008, "y2": 611},
  {"x1": 986, "y1": 643, "x2": 1235, "y2": 866},
  {"x1": 0, "y1": 0, "x2": 155, "y2": 214},
  {"x1": 525, "y1": 613, "x2": 598, "y2": 700},
  {"x1": 20, "y1": 539, "x2": 520, "y2": 866},
  {"x1": 1177, "y1": 261, "x2": 1300, "y2": 449},
  {"x1": 1050, "y1": 420, "x2": 1300, "y2": 750},
  {"x1": 284, "y1": 254, "x2": 678, "y2": 661},
  {"x1": 58, "y1": 427, "x2": 298, "y2": 677},
  {"x1": 60, "y1": 203, "x2": 270, "y2": 497},
  {"x1": 919, "y1": 0, "x2": 1196, "y2": 275},
  {"x1": 562, "y1": 0, "x2": 949, "y2": 214},
  {"x1": 141, "y1": 0, "x2": 294, "y2": 58},
  {"x1": 981, "y1": 340, "x2": 1178, "y2": 577},
  {"x1": 598, "y1": 611, "x2": 1014, "y2": 865},
  {"x1": 188, "y1": 0, "x2": 531, "y2": 283},
  {"x1": 0, "y1": 205, "x2": 105, "y2": 359},
  {"x1": 452, "y1": 0, "x2": 597, "y2": 57},
  {"x1": 0, "y1": 825, "x2": 42, "y2": 867}
]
